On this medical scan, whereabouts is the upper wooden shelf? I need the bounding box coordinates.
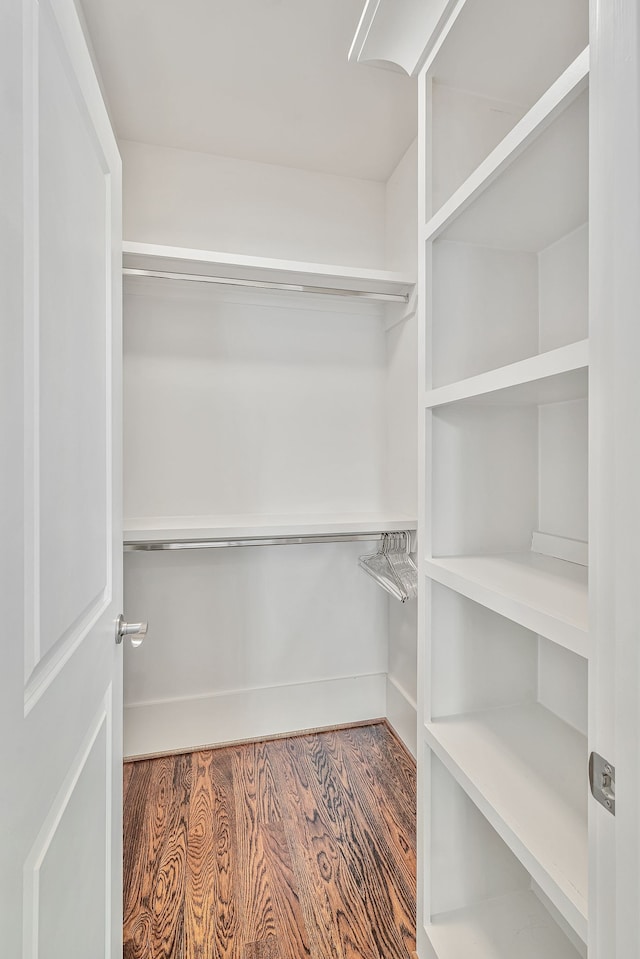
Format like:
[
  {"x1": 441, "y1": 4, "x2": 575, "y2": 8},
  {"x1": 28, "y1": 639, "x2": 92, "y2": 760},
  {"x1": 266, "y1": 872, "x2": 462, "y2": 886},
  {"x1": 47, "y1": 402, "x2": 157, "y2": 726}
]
[
  {"x1": 122, "y1": 242, "x2": 415, "y2": 301},
  {"x1": 124, "y1": 512, "x2": 418, "y2": 547}
]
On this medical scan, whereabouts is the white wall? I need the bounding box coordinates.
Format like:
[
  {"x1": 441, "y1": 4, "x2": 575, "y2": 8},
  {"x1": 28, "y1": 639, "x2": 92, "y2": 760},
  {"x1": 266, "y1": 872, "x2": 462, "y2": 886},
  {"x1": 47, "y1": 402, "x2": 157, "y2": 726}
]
[
  {"x1": 121, "y1": 139, "x2": 386, "y2": 267},
  {"x1": 124, "y1": 543, "x2": 388, "y2": 756},
  {"x1": 384, "y1": 139, "x2": 419, "y2": 755},
  {"x1": 123, "y1": 287, "x2": 388, "y2": 520},
  {"x1": 385, "y1": 139, "x2": 418, "y2": 275}
]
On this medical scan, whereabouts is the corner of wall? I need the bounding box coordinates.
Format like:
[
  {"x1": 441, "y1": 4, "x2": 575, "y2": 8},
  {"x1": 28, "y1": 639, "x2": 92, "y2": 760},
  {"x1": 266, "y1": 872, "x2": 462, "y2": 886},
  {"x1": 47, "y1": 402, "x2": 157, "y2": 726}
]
[
  {"x1": 384, "y1": 137, "x2": 419, "y2": 274},
  {"x1": 383, "y1": 138, "x2": 419, "y2": 759}
]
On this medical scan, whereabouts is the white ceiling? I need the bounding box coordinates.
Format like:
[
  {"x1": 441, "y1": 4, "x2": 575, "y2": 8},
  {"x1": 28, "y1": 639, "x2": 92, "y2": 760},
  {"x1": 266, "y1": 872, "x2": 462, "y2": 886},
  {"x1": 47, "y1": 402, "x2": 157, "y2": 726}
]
[{"x1": 78, "y1": 0, "x2": 417, "y2": 182}]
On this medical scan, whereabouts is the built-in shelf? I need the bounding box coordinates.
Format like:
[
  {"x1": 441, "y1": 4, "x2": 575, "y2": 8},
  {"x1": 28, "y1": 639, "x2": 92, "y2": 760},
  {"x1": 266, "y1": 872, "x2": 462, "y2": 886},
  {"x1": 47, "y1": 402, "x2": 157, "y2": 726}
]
[
  {"x1": 123, "y1": 513, "x2": 418, "y2": 547},
  {"x1": 425, "y1": 702, "x2": 588, "y2": 941},
  {"x1": 424, "y1": 49, "x2": 589, "y2": 244},
  {"x1": 122, "y1": 241, "x2": 415, "y2": 301},
  {"x1": 425, "y1": 88, "x2": 588, "y2": 254},
  {"x1": 424, "y1": 340, "x2": 588, "y2": 408},
  {"x1": 417, "y1": 0, "x2": 591, "y2": 954},
  {"x1": 424, "y1": 552, "x2": 588, "y2": 657},
  {"x1": 426, "y1": 888, "x2": 584, "y2": 959}
]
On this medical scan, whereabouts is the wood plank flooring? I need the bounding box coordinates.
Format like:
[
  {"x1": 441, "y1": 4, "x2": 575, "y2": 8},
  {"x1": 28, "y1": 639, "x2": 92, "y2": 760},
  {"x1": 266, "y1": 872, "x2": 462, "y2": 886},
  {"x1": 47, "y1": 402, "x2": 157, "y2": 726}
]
[{"x1": 123, "y1": 723, "x2": 416, "y2": 959}]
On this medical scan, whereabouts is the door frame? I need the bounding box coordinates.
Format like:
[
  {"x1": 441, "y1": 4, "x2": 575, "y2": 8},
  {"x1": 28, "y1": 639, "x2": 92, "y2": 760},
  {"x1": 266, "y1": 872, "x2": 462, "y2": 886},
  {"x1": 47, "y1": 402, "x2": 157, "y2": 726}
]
[{"x1": 589, "y1": 0, "x2": 640, "y2": 954}]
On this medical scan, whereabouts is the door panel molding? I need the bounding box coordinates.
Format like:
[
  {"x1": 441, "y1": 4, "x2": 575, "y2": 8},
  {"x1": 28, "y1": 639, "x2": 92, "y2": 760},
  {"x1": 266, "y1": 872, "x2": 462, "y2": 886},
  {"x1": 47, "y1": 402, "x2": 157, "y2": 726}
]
[
  {"x1": 22, "y1": 0, "x2": 115, "y2": 710},
  {"x1": 22, "y1": 688, "x2": 113, "y2": 959}
]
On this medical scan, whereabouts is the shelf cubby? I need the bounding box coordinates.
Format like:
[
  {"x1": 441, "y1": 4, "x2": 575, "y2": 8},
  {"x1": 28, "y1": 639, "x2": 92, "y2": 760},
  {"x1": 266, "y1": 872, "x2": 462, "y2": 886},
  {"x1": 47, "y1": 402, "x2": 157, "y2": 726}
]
[
  {"x1": 427, "y1": 385, "x2": 588, "y2": 652},
  {"x1": 424, "y1": 753, "x2": 586, "y2": 957},
  {"x1": 426, "y1": 705, "x2": 587, "y2": 939},
  {"x1": 430, "y1": 400, "x2": 588, "y2": 544},
  {"x1": 425, "y1": 0, "x2": 588, "y2": 215},
  {"x1": 425, "y1": 50, "x2": 588, "y2": 249},
  {"x1": 433, "y1": 90, "x2": 588, "y2": 252},
  {"x1": 427, "y1": 91, "x2": 588, "y2": 390},
  {"x1": 428, "y1": 581, "x2": 588, "y2": 722}
]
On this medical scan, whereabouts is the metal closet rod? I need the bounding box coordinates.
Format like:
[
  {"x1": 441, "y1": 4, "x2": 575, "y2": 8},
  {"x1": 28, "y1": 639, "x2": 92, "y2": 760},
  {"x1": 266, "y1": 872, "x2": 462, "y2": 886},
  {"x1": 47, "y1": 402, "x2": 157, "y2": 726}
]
[
  {"x1": 123, "y1": 267, "x2": 409, "y2": 303},
  {"x1": 124, "y1": 532, "x2": 396, "y2": 551}
]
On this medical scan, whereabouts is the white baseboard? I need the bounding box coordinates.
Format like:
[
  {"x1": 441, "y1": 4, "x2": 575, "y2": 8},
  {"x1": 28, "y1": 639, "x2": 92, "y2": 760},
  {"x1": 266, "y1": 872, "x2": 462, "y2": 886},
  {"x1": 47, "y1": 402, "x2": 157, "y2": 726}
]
[
  {"x1": 386, "y1": 675, "x2": 417, "y2": 758},
  {"x1": 124, "y1": 673, "x2": 386, "y2": 759}
]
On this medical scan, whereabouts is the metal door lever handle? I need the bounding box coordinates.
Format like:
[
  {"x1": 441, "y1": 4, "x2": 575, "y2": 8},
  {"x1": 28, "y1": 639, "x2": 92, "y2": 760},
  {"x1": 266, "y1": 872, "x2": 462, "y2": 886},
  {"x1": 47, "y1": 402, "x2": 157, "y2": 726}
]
[{"x1": 116, "y1": 614, "x2": 148, "y2": 647}]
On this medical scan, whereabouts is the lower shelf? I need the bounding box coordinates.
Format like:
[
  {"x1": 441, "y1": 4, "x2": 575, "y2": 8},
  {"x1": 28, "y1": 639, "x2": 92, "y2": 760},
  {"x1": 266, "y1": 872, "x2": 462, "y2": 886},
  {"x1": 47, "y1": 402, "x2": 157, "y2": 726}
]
[
  {"x1": 425, "y1": 888, "x2": 584, "y2": 959},
  {"x1": 425, "y1": 702, "x2": 587, "y2": 940}
]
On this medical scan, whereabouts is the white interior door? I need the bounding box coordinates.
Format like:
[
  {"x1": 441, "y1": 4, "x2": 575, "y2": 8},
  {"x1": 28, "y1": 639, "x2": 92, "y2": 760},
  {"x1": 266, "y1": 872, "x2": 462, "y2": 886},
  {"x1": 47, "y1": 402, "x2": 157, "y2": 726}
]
[{"x1": 0, "y1": 0, "x2": 122, "y2": 956}]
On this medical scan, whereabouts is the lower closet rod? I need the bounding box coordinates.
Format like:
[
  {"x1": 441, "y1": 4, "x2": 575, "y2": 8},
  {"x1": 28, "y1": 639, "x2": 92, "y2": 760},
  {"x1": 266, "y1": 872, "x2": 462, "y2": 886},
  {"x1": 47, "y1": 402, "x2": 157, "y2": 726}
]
[{"x1": 124, "y1": 533, "x2": 390, "y2": 551}]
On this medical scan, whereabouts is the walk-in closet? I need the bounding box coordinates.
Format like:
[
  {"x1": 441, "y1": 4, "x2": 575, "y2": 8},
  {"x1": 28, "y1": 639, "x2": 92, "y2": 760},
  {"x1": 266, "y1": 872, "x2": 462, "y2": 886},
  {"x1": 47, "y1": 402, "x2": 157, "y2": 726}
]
[{"x1": 4, "y1": 0, "x2": 640, "y2": 956}]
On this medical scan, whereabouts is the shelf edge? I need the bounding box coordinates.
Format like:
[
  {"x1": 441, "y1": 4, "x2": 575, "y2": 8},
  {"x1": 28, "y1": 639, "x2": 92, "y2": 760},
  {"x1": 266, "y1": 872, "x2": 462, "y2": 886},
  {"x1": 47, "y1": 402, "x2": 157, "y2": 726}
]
[
  {"x1": 424, "y1": 340, "x2": 589, "y2": 408},
  {"x1": 423, "y1": 557, "x2": 589, "y2": 658},
  {"x1": 122, "y1": 240, "x2": 415, "y2": 293},
  {"x1": 123, "y1": 514, "x2": 419, "y2": 545}
]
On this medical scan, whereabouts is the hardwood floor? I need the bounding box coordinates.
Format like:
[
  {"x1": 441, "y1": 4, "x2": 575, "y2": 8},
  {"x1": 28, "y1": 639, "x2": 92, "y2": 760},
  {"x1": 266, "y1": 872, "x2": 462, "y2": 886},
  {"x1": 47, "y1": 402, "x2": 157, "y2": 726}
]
[{"x1": 123, "y1": 723, "x2": 416, "y2": 959}]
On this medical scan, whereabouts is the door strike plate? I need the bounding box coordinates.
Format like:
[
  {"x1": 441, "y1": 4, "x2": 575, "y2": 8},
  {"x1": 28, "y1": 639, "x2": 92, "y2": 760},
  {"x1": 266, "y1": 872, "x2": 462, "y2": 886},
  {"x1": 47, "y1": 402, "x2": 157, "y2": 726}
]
[{"x1": 589, "y1": 751, "x2": 615, "y2": 815}]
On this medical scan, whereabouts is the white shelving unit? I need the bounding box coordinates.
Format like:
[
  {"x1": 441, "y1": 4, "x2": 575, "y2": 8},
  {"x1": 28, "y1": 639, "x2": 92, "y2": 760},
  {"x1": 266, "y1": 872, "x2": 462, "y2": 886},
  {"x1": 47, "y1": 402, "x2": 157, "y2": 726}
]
[{"x1": 415, "y1": 1, "x2": 591, "y2": 957}]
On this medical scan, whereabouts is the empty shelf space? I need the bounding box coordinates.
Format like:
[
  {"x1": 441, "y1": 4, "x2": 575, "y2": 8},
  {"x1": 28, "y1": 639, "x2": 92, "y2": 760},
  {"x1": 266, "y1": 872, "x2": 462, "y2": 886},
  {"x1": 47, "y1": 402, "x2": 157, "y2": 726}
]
[
  {"x1": 426, "y1": 887, "x2": 584, "y2": 959},
  {"x1": 123, "y1": 512, "x2": 418, "y2": 545},
  {"x1": 122, "y1": 241, "x2": 415, "y2": 300},
  {"x1": 425, "y1": 86, "x2": 588, "y2": 254},
  {"x1": 424, "y1": 553, "x2": 588, "y2": 656},
  {"x1": 425, "y1": 702, "x2": 588, "y2": 940},
  {"x1": 424, "y1": 340, "x2": 588, "y2": 408},
  {"x1": 425, "y1": 49, "x2": 589, "y2": 240}
]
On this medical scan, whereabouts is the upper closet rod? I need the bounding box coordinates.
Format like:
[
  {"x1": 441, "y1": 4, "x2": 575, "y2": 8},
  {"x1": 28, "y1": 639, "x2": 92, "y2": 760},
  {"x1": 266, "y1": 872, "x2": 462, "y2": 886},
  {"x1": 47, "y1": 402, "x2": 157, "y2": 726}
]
[
  {"x1": 124, "y1": 532, "x2": 394, "y2": 551},
  {"x1": 123, "y1": 267, "x2": 409, "y2": 303}
]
